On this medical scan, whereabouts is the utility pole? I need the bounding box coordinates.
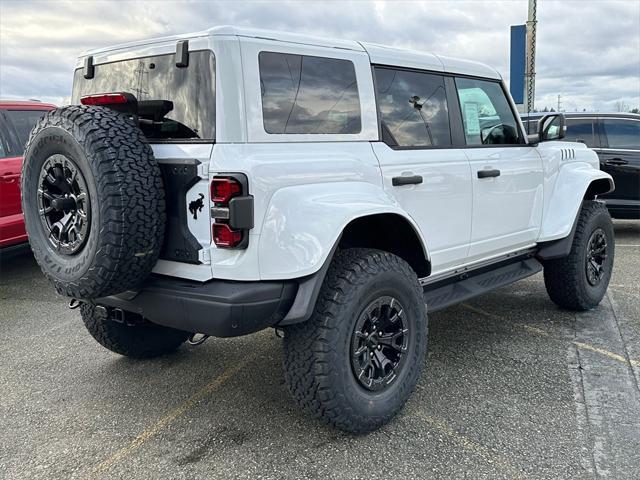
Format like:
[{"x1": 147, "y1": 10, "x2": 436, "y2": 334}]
[
  {"x1": 557, "y1": 94, "x2": 562, "y2": 112},
  {"x1": 525, "y1": 0, "x2": 537, "y2": 114}
]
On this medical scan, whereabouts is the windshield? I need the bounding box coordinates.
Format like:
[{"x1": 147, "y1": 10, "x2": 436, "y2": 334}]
[{"x1": 71, "y1": 50, "x2": 215, "y2": 140}]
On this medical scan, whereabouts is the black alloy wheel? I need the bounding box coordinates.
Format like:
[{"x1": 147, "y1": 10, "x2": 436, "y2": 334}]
[
  {"x1": 585, "y1": 228, "x2": 607, "y2": 287},
  {"x1": 351, "y1": 296, "x2": 409, "y2": 391},
  {"x1": 37, "y1": 154, "x2": 91, "y2": 255}
]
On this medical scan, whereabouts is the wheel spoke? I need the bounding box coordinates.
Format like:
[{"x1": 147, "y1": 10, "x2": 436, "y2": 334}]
[
  {"x1": 372, "y1": 350, "x2": 393, "y2": 374},
  {"x1": 353, "y1": 345, "x2": 368, "y2": 358}
]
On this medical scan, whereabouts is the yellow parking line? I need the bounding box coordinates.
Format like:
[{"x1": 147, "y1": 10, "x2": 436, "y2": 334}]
[
  {"x1": 84, "y1": 354, "x2": 256, "y2": 479},
  {"x1": 461, "y1": 304, "x2": 639, "y2": 368},
  {"x1": 413, "y1": 411, "x2": 529, "y2": 479},
  {"x1": 574, "y1": 341, "x2": 640, "y2": 367}
]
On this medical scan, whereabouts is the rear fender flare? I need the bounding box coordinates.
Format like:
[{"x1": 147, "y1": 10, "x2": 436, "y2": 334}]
[{"x1": 258, "y1": 181, "x2": 430, "y2": 280}]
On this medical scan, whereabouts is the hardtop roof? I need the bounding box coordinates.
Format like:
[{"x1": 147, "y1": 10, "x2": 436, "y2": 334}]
[{"x1": 79, "y1": 25, "x2": 501, "y2": 79}]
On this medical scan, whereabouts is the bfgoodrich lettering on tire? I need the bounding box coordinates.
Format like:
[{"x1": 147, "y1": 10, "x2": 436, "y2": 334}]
[
  {"x1": 21, "y1": 106, "x2": 165, "y2": 299},
  {"x1": 282, "y1": 248, "x2": 428, "y2": 433}
]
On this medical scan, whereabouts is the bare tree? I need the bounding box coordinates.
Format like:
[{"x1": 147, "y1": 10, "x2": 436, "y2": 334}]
[{"x1": 614, "y1": 100, "x2": 630, "y2": 112}]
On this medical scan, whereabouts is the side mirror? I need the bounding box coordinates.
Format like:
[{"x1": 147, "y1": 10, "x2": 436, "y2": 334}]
[{"x1": 537, "y1": 113, "x2": 566, "y2": 142}]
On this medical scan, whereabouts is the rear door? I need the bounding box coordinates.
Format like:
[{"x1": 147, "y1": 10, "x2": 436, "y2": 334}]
[
  {"x1": 0, "y1": 109, "x2": 51, "y2": 247},
  {"x1": 371, "y1": 66, "x2": 473, "y2": 273},
  {"x1": 597, "y1": 117, "x2": 640, "y2": 203},
  {"x1": 453, "y1": 77, "x2": 543, "y2": 261}
]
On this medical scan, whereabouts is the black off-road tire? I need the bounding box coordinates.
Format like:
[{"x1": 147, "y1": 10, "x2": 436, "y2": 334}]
[
  {"x1": 543, "y1": 201, "x2": 614, "y2": 311},
  {"x1": 80, "y1": 303, "x2": 189, "y2": 358},
  {"x1": 282, "y1": 248, "x2": 428, "y2": 433},
  {"x1": 21, "y1": 106, "x2": 165, "y2": 299}
]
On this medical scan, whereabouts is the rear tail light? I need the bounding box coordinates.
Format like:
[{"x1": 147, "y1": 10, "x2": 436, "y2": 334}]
[
  {"x1": 210, "y1": 175, "x2": 252, "y2": 249},
  {"x1": 80, "y1": 92, "x2": 135, "y2": 106},
  {"x1": 212, "y1": 224, "x2": 242, "y2": 248},
  {"x1": 211, "y1": 178, "x2": 242, "y2": 204}
]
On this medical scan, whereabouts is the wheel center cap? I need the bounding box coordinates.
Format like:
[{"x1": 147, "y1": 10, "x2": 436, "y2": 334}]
[{"x1": 51, "y1": 196, "x2": 77, "y2": 212}]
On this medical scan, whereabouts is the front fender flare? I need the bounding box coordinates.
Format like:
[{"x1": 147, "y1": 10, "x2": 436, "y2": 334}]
[
  {"x1": 539, "y1": 162, "x2": 614, "y2": 242},
  {"x1": 258, "y1": 182, "x2": 429, "y2": 280}
]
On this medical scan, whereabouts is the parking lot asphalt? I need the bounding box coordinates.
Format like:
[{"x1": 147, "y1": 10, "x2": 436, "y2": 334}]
[{"x1": 1, "y1": 221, "x2": 638, "y2": 480}]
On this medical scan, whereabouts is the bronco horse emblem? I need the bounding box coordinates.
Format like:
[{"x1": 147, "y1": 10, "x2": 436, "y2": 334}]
[{"x1": 188, "y1": 193, "x2": 205, "y2": 220}]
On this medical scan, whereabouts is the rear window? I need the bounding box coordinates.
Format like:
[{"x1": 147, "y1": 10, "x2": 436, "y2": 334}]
[
  {"x1": 4, "y1": 110, "x2": 50, "y2": 152},
  {"x1": 602, "y1": 119, "x2": 640, "y2": 149},
  {"x1": 258, "y1": 51, "x2": 361, "y2": 134},
  {"x1": 71, "y1": 51, "x2": 215, "y2": 140}
]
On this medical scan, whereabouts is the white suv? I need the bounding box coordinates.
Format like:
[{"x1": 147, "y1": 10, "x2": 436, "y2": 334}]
[{"x1": 21, "y1": 26, "x2": 615, "y2": 433}]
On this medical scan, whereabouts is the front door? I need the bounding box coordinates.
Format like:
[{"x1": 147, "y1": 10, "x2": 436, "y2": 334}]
[
  {"x1": 453, "y1": 77, "x2": 543, "y2": 261},
  {"x1": 371, "y1": 67, "x2": 472, "y2": 274}
]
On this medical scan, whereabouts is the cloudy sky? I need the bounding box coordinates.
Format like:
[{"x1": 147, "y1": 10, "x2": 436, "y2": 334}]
[{"x1": 1, "y1": 0, "x2": 638, "y2": 112}]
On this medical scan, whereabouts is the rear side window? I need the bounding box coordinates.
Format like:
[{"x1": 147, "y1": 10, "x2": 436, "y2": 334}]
[
  {"x1": 258, "y1": 52, "x2": 361, "y2": 134},
  {"x1": 602, "y1": 119, "x2": 640, "y2": 149},
  {"x1": 455, "y1": 78, "x2": 521, "y2": 145},
  {"x1": 374, "y1": 67, "x2": 451, "y2": 148},
  {"x1": 564, "y1": 119, "x2": 597, "y2": 147},
  {"x1": 4, "y1": 110, "x2": 49, "y2": 152}
]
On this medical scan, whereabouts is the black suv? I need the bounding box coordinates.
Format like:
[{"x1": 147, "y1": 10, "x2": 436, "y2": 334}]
[{"x1": 523, "y1": 112, "x2": 640, "y2": 219}]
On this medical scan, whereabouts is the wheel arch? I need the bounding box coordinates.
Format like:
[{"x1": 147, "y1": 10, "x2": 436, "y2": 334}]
[{"x1": 339, "y1": 213, "x2": 431, "y2": 278}]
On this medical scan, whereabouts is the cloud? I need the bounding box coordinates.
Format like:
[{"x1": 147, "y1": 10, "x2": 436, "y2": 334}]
[{"x1": 1, "y1": 0, "x2": 638, "y2": 111}]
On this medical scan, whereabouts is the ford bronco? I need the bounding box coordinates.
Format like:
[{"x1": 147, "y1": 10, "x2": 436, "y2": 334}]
[{"x1": 21, "y1": 27, "x2": 615, "y2": 433}]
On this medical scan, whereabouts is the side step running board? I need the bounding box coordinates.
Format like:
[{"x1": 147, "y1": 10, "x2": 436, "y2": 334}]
[{"x1": 424, "y1": 258, "x2": 542, "y2": 313}]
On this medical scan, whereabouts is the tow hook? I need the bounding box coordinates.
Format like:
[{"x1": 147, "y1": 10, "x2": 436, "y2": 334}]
[
  {"x1": 188, "y1": 333, "x2": 210, "y2": 346},
  {"x1": 68, "y1": 298, "x2": 81, "y2": 310}
]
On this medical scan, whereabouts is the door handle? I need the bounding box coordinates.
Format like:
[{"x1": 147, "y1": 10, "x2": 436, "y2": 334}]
[
  {"x1": 477, "y1": 169, "x2": 501, "y2": 179},
  {"x1": 0, "y1": 173, "x2": 20, "y2": 183},
  {"x1": 392, "y1": 175, "x2": 423, "y2": 186},
  {"x1": 605, "y1": 158, "x2": 628, "y2": 166}
]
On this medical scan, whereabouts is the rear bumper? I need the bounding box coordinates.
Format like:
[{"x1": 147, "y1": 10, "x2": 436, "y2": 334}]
[{"x1": 97, "y1": 275, "x2": 297, "y2": 337}]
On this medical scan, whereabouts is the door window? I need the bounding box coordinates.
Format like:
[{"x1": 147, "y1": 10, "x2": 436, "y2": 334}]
[
  {"x1": 564, "y1": 119, "x2": 597, "y2": 147},
  {"x1": 374, "y1": 67, "x2": 451, "y2": 148},
  {"x1": 3, "y1": 110, "x2": 50, "y2": 153},
  {"x1": 454, "y1": 78, "x2": 521, "y2": 145},
  {"x1": 602, "y1": 119, "x2": 640, "y2": 149},
  {"x1": 259, "y1": 52, "x2": 361, "y2": 134},
  {"x1": 0, "y1": 131, "x2": 8, "y2": 159}
]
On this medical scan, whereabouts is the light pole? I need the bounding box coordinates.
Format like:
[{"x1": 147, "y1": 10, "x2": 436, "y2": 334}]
[{"x1": 525, "y1": 0, "x2": 537, "y2": 114}]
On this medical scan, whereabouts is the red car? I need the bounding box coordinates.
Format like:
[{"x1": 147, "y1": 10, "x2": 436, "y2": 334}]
[{"x1": 0, "y1": 101, "x2": 56, "y2": 250}]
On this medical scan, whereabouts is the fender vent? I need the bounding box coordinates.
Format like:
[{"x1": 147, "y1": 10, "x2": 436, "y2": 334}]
[{"x1": 561, "y1": 148, "x2": 575, "y2": 160}]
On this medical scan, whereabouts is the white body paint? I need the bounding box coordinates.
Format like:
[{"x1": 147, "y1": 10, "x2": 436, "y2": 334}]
[{"x1": 76, "y1": 26, "x2": 613, "y2": 282}]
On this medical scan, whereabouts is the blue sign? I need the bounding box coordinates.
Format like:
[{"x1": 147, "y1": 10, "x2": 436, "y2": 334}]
[{"x1": 510, "y1": 25, "x2": 526, "y2": 104}]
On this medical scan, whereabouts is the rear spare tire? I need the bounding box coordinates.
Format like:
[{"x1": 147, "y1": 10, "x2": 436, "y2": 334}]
[{"x1": 21, "y1": 105, "x2": 165, "y2": 299}]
